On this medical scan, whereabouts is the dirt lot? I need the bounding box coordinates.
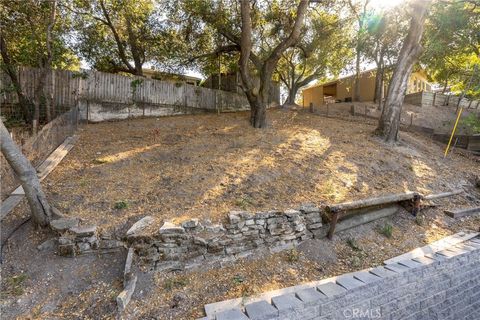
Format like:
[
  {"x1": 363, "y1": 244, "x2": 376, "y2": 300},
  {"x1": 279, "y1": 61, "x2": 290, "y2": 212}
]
[
  {"x1": 1, "y1": 108, "x2": 479, "y2": 319},
  {"x1": 39, "y1": 109, "x2": 479, "y2": 231}
]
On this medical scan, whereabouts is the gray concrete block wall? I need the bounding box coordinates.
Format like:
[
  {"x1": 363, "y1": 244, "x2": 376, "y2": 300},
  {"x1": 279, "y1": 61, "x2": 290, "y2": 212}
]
[{"x1": 208, "y1": 238, "x2": 480, "y2": 320}]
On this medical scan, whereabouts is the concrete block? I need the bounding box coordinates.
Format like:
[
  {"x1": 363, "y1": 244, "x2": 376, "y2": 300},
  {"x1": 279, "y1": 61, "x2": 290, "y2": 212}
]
[
  {"x1": 216, "y1": 309, "x2": 249, "y2": 320},
  {"x1": 317, "y1": 282, "x2": 347, "y2": 297},
  {"x1": 446, "y1": 246, "x2": 470, "y2": 255},
  {"x1": 437, "y1": 249, "x2": 459, "y2": 258},
  {"x1": 295, "y1": 288, "x2": 326, "y2": 304},
  {"x1": 245, "y1": 301, "x2": 278, "y2": 320},
  {"x1": 397, "y1": 259, "x2": 422, "y2": 269},
  {"x1": 335, "y1": 275, "x2": 365, "y2": 290},
  {"x1": 353, "y1": 271, "x2": 382, "y2": 284},
  {"x1": 412, "y1": 256, "x2": 435, "y2": 265},
  {"x1": 369, "y1": 266, "x2": 397, "y2": 278},
  {"x1": 425, "y1": 253, "x2": 447, "y2": 261},
  {"x1": 271, "y1": 293, "x2": 303, "y2": 311},
  {"x1": 465, "y1": 241, "x2": 480, "y2": 249},
  {"x1": 384, "y1": 263, "x2": 410, "y2": 273}
]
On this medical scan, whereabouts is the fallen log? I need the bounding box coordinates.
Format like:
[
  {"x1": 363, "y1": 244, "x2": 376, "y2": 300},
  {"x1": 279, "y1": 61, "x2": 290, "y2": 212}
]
[
  {"x1": 325, "y1": 192, "x2": 418, "y2": 213},
  {"x1": 423, "y1": 189, "x2": 463, "y2": 201}
]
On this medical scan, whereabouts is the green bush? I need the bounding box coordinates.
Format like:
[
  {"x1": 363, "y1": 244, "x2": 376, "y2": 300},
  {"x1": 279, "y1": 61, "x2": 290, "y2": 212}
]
[
  {"x1": 462, "y1": 114, "x2": 480, "y2": 134},
  {"x1": 346, "y1": 237, "x2": 361, "y2": 251},
  {"x1": 378, "y1": 223, "x2": 393, "y2": 238},
  {"x1": 114, "y1": 201, "x2": 128, "y2": 209}
]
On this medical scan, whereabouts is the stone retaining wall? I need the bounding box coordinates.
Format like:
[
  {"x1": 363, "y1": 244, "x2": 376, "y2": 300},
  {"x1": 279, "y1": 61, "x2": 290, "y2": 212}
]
[{"x1": 128, "y1": 205, "x2": 327, "y2": 271}]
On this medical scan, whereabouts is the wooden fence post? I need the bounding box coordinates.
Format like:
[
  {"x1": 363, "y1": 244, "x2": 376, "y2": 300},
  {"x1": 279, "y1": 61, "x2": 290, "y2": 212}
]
[
  {"x1": 309, "y1": 102, "x2": 314, "y2": 113},
  {"x1": 432, "y1": 92, "x2": 436, "y2": 106}
]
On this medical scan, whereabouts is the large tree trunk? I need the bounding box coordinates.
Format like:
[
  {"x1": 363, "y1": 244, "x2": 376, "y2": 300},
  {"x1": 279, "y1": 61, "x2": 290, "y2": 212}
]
[
  {"x1": 376, "y1": 1, "x2": 431, "y2": 142},
  {"x1": 373, "y1": 49, "x2": 385, "y2": 104},
  {"x1": 239, "y1": 0, "x2": 308, "y2": 128},
  {"x1": 353, "y1": 48, "x2": 361, "y2": 102},
  {"x1": 0, "y1": 120, "x2": 52, "y2": 226},
  {"x1": 285, "y1": 85, "x2": 299, "y2": 105}
]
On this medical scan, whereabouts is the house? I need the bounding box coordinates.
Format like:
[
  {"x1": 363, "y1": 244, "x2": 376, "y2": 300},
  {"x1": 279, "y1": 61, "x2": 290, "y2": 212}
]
[
  {"x1": 301, "y1": 68, "x2": 432, "y2": 106},
  {"x1": 142, "y1": 68, "x2": 202, "y2": 86}
]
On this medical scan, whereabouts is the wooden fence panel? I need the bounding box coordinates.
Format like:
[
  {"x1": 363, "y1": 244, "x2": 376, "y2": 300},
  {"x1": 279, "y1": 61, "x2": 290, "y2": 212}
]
[{"x1": 1, "y1": 67, "x2": 251, "y2": 118}]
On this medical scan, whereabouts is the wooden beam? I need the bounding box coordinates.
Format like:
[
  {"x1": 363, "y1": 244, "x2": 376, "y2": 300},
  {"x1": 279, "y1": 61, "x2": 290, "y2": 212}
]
[
  {"x1": 0, "y1": 136, "x2": 77, "y2": 221},
  {"x1": 444, "y1": 207, "x2": 480, "y2": 219},
  {"x1": 423, "y1": 189, "x2": 463, "y2": 201},
  {"x1": 326, "y1": 192, "x2": 418, "y2": 213},
  {"x1": 0, "y1": 195, "x2": 24, "y2": 220},
  {"x1": 327, "y1": 211, "x2": 339, "y2": 239}
]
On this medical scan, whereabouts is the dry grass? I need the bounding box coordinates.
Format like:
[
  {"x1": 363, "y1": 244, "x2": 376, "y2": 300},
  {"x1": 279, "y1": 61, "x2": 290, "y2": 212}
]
[
  {"x1": 4, "y1": 108, "x2": 480, "y2": 320},
  {"x1": 45, "y1": 109, "x2": 479, "y2": 232}
]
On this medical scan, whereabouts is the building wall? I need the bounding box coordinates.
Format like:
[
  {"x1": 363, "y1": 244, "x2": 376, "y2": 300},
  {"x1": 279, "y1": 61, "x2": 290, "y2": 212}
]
[
  {"x1": 302, "y1": 85, "x2": 324, "y2": 107},
  {"x1": 302, "y1": 70, "x2": 431, "y2": 106},
  {"x1": 407, "y1": 71, "x2": 431, "y2": 94}
]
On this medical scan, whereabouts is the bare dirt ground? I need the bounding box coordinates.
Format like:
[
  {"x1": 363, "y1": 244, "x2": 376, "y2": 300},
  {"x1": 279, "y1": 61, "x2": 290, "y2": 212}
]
[
  {"x1": 1, "y1": 108, "x2": 479, "y2": 319},
  {"x1": 38, "y1": 109, "x2": 479, "y2": 231}
]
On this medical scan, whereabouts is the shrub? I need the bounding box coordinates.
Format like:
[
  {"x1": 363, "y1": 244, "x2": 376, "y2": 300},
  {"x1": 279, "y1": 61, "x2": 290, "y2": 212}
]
[
  {"x1": 114, "y1": 201, "x2": 128, "y2": 209},
  {"x1": 164, "y1": 276, "x2": 189, "y2": 291},
  {"x1": 378, "y1": 223, "x2": 393, "y2": 238},
  {"x1": 346, "y1": 237, "x2": 361, "y2": 251},
  {"x1": 286, "y1": 248, "x2": 300, "y2": 262},
  {"x1": 463, "y1": 114, "x2": 480, "y2": 134}
]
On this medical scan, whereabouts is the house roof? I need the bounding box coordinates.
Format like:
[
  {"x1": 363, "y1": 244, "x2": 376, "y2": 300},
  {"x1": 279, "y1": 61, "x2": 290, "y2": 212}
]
[
  {"x1": 303, "y1": 67, "x2": 379, "y2": 91},
  {"x1": 302, "y1": 66, "x2": 430, "y2": 92}
]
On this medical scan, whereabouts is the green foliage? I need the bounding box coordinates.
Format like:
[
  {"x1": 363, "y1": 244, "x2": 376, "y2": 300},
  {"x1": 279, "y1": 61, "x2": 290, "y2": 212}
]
[
  {"x1": 415, "y1": 215, "x2": 425, "y2": 226},
  {"x1": 0, "y1": 0, "x2": 80, "y2": 70},
  {"x1": 233, "y1": 274, "x2": 245, "y2": 284},
  {"x1": 71, "y1": 0, "x2": 183, "y2": 75},
  {"x1": 422, "y1": 1, "x2": 480, "y2": 96},
  {"x1": 378, "y1": 223, "x2": 393, "y2": 238},
  {"x1": 72, "y1": 71, "x2": 90, "y2": 79},
  {"x1": 276, "y1": 8, "x2": 353, "y2": 103},
  {"x1": 286, "y1": 248, "x2": 300, "y2": 262},
  {"x1": 130, "y1": 78, "x2": 144, "y2": 90},
  {"x1": 2, "y1": 274, "x2": 28, "y2": 296},
  {"x1": 235, "y1": 196, "x2": 255, "y2": 210},
  {"x1": 114, "y1": 201, "x2": 128, "y2": 210},
  {"x1": 462, "y1": 114, "x2": 480, "y2": 134},
  {"x1": 346, "y1": 237, "x2": 361, "y2": 251},
  {"x1": 164, "y1": 276, "x2": 189, "y2": 291}
]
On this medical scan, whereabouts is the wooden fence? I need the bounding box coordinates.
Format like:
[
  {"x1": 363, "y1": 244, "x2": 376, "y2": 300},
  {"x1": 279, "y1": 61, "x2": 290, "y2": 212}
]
[
  {"x1": 404, "y1": 91, "x2": 480, "y2": 109},
  {"x1": 1, "y1": 67, "x2": 255, "y2": 122}
]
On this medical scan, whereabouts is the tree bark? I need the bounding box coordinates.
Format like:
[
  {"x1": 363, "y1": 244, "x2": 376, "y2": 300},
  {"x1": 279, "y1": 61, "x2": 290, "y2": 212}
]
[
  {"x1": 0, "y1": 120, "x2": 52, "y2": 226},
  {"x1": 239, "y1": 0, "x2": 308, "y2": 128},
  {"x1": 376, "y1": 1, "x2": 431, "y2": 142},
  {"x1": 354, "y1": 48, "x2": 361, "y2": 102},
  {"x1": 285, "y1": 85, "x2": 299, "y2": 105},
  {"x1": 373, "y1": 48, "x2": 385, "y2": 104}
]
